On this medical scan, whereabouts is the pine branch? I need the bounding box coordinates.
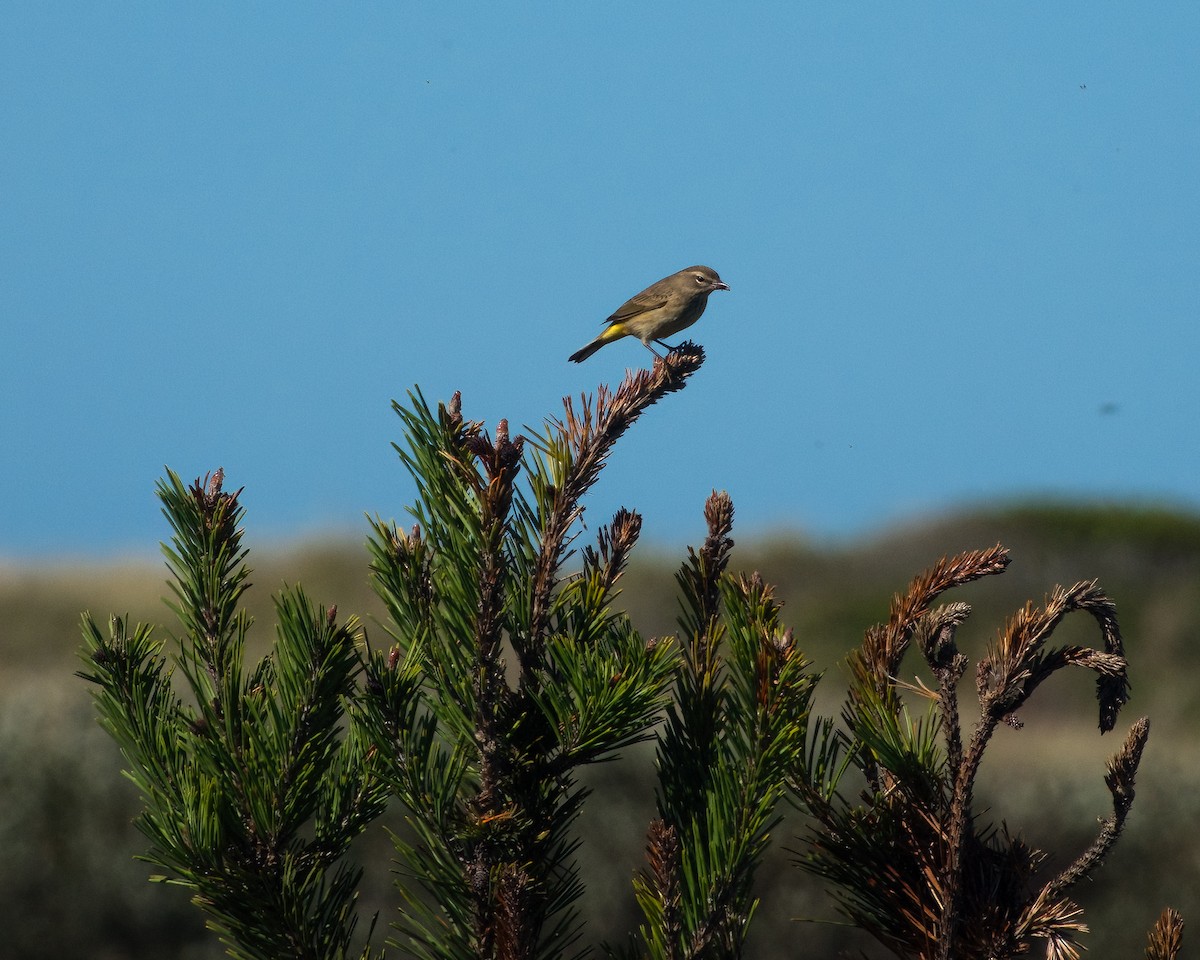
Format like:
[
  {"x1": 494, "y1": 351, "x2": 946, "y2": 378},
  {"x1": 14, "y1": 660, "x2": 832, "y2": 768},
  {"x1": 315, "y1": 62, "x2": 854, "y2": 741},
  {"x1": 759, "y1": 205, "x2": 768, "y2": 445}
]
[
  {"x1": 363, "y1": 371, "x2": 699, "y2": 960},
  {"x1": 1145, "y1": 908, "x2": 1184, "y2": 960},
  {"x1": 1042, "y1": 717, "x2": 1150, "y2": 901},
  {"x1": 521, "y1": 343, "x2": 705, "y2": 673},
  {"x1": 796, "y1": 547, "x2": 1143, "y2": 960},
  {"x1": 852, "y1": 544, "x2": 1009, "y2": 705},
  {"x1": 80, "y1": 469, "x2": 388, "y2": 960},
  {"x1": 640, "y1": 491, "x2": 816, "y2": 960}
]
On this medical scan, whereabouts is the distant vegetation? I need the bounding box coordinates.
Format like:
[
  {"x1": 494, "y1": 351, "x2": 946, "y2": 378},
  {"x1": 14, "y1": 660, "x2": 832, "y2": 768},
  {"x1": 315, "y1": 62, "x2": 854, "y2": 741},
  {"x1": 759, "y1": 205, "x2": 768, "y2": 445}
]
[{"x1": 2, "y1": 498, "x2": 1196, "y2": 959}]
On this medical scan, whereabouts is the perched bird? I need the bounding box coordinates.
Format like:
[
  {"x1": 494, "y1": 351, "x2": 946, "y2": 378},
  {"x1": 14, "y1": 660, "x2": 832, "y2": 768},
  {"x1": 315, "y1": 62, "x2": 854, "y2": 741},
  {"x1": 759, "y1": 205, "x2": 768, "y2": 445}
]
[{"x1": 568, "y1": 265, "x2": 729, "y2": 363}]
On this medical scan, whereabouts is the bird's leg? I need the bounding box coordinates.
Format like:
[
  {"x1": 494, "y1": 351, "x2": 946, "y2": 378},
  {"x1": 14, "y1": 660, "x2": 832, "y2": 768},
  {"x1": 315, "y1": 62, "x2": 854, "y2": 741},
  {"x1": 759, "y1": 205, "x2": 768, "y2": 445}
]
[
  {"x1": 653, "y1": 339, "x2": 676, "y2": 353},
  {"x1": 642, "y1": 341, "x2": 665, "y2": 359}
]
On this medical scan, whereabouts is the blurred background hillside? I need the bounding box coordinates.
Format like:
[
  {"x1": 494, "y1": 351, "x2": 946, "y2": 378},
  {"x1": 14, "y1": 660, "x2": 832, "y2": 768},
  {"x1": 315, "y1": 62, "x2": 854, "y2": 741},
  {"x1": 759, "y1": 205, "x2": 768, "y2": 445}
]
[{"x1": 2, "y1": 499, "x2": 1197, "y2": 959}]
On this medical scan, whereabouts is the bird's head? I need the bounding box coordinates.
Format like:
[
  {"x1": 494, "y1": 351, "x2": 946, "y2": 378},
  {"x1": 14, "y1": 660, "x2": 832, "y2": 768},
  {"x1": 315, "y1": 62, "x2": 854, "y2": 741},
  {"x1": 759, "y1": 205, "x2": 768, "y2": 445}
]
[{"x1": 683, "y1": 265, "x2": 730, "y2": 293}]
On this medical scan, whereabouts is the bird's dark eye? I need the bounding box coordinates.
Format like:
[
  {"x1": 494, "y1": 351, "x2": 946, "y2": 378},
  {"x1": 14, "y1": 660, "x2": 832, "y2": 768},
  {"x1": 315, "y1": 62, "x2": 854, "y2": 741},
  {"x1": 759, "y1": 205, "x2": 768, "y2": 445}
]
[{"x1": 694, "y1": 274, "x2": 705, "y2": 284}]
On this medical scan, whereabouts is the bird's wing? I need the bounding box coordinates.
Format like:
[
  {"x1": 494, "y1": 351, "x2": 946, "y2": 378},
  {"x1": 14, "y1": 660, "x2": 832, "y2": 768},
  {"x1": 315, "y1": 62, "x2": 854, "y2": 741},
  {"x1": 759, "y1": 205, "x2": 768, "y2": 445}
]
[{"x1": 604, "y1": 289, "x2": 670, "y2": 324}]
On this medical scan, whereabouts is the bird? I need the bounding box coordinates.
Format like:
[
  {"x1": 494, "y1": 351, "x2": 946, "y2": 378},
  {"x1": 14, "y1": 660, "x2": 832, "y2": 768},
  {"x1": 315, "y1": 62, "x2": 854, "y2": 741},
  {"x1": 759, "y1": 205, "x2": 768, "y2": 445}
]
[{"x1": 568, "y1": 265, "x2": 729, "y2": 363}]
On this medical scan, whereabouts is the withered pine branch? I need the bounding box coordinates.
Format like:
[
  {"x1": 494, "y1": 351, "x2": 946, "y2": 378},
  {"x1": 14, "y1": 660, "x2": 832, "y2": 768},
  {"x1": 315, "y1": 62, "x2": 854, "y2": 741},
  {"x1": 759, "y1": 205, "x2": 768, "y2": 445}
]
[
  {"x1": 979, "y1": 580, "x2": 1129, "y2": 733},
  {"x1": 523, "y1": 343, "x2": 705, "y2": 670},
  {"x1": 1042, "y1": 717, "x2": 1150, "y2": 903},
  {"x1": 1145, "y1": 907, "x2": 1185, "y2": 960},
  {"x1": 560, "y1": 345, "x2": 705, "y2": 508},
  {"x1": 852, "y1": 545, "x2": 1009, "y2": 705},
  {"x1": 940, "y1": 580, "x2": 1131, "y2": 960},
  {"x1": 580, "y1": 507, "x2": 643, "y2": 599},
  {"x1": 641, "y1": 819, "x2": 685, "y2": 960},
  {"x1": 846, "y1": 547, "x2": 1007, "y2": 796},
  {"x1": 683, "y1": 490, "x2": 736, "y2": 645},
  {"x1": 1010, "y1": 891, "x2": 1088, "y2": 960},
  {"x1": 915, "y1": 602, "x2": 972, "y2": 775},
  {"x1": 805, "y1": 547, "x2": 1149, "y2": 960},
  {"x1": 494, "y1": 864, "x2": 535, "y2": 960}
]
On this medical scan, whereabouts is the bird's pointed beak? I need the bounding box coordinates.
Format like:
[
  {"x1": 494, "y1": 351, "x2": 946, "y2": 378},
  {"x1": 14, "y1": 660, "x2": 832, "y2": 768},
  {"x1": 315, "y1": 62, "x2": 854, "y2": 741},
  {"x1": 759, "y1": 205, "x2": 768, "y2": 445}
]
[{"x1": 715, "y1": 281, "x2": 730, "y2": 291}]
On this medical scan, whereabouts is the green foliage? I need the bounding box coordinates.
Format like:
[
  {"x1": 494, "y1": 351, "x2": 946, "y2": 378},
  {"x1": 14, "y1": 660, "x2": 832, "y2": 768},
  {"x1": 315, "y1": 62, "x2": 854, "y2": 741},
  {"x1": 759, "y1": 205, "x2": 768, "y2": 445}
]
[
  {"x1": 355, "y1": 360, "x2": 710, "y2": 960},
  {"x1": 73, "y1": 348, "x2": 1179, "y2": 960},
  {"x1": 79, "y1": 470, "x2": 389, "y2": 960},
  {"x1": 632, "y1": 494, "x2": 817, "y2": 960},
  {"x1": 80, "y1": 345, "x2": 818, "y2": 960}
]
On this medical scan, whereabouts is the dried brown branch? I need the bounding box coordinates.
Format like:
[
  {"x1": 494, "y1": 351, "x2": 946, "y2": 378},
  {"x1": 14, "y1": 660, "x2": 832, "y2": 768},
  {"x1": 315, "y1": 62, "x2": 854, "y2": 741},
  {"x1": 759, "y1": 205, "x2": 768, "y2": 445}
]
[
  {"x1": 643, "y1": 819, "x2": 684, "y2": 960},
  {"x1": 980, "y1": 580, "x2": 1129, "y2": 732},
  {"x1": 803, "y1": 544, "x2": 1151, "y2": 960},
  {"x1": 560, "y1": 344, "x2": 704, "y2": 506},
  {"x1": 690, "y1": 491, "x2": 736, "y2": 630},
  {"x1": 846, "y1": 546, "x2": 1008, "y2": 803},
  {"x1": 523, "y1": 343, "x2": 705, "y2": 668},
  {"x1": 939, "y1": 582, "x2": 1133, "y2": 960},
  {"x1": 494, "y1": 863, "x2": 534, "y2": 960},
  {"x1": 1042, "y1": 717, "x2": 1150, "y2": 903},
  {"x1": 1013, "y1": 889, "x2": 1088, "y2": 960},
  {"x1": 1145, "y1": 907, "x2": 1185, "y2": 960},
  {"x1": 915, "y1": 602, "x2": 972, "y2": 772},
  {"x1": 852, "y1": 544, "x2": 1010, "y2": 705},
  {"x1": 581, "y1": 506, "x2": 643, "y2": 599}
]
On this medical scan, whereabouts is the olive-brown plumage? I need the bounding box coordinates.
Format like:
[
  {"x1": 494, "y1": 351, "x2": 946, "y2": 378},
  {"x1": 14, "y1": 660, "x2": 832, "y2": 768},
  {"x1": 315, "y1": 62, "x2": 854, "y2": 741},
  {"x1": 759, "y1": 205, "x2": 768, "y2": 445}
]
[{"x1": 568, "y1": 265, "x2": 730, "y2": 362}]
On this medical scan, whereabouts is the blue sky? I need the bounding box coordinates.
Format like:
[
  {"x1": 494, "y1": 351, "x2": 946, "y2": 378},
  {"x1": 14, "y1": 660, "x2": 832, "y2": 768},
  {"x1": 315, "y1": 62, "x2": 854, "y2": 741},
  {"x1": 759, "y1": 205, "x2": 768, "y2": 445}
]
[{"x1": 2, "y1": 4, "x2": 1198, "y2": 558}]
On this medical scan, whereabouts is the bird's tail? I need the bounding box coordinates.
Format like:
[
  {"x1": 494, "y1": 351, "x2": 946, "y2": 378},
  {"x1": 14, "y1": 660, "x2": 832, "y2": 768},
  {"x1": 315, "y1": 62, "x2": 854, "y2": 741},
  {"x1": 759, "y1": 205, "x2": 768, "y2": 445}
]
[
  {"x1": 569, "y1": 324, "x2": 624, "y2": 363},
  {"x1": 569, "y1": 339, "x2": 605, "y2": 363}
]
